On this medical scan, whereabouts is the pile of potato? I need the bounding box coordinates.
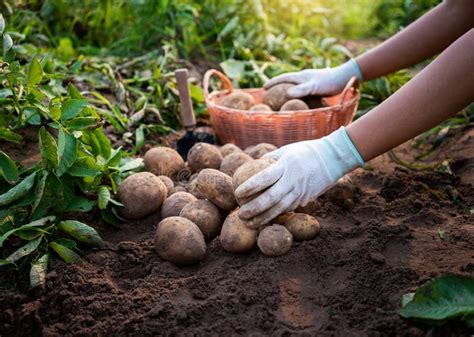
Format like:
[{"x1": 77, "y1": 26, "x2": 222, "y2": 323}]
[
  {"x1": 218, "y1": 83, "x2": 326, "y2": 113},
  {"x1": 117, "y1": 140, "x2": 353, "y2": 265}
]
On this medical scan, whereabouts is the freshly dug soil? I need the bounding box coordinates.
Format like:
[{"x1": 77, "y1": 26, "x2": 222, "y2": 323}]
[{"x1": 1, "y1": 127, "x2": 474, "y2": 337}]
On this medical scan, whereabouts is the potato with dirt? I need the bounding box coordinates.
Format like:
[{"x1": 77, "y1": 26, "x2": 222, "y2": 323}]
[
  {"x1": 232, "y1": 158, "x2": 274, "y2": 205},
  {"x1": 188, "y1": 142, "x2": 223, "y2": 172},
  {"x1": 186, "y1": 178, "x2": 205, "y2": 199},
  {"x1": 262, "y1": 83, "x2": 295, "y2": 110},
  {"x1": 161, "y1": 191, "x2": 197, "y2": 218},
  {"x1": 180, "y1": 200, "x2": 223, "y2": 241},
  {"x1": 219, "y1": 143, "x2": 242, "y2": 158},
  {"x1": 157, "y1": 175, "x2": 174, "y2": 196},
  {"x1": 219, "y1": 91, "x2": 255, "y2": 110},
  {"x1": 323, "y1": 175, "x2": 355, "y2": 209},
  {"x1": 244, "y1": 143, "x2": 278, "y2": 159},
  {"x1": 144, "y1": 147, "x2": 185, "y2": 178},
  {"x1": 219, "y1": 152, "x2": 253, "y2": 177},
  {"x1": 280, "y1": 99, "x2": 309, "y2": 111},
  {"x1": 196, "y1": 169, "x2": 237, "y2": 210},
  {"x1": 257, "y1": 224, "x2": 293, "y2": 257},
  {"x1": 154, "y1": 216, "x2": 206, "y2": 265},
  {"x1": 118, "y1": 172, "x2": 167, "y2": 220},
  {"x1": 249, "y1": 103, "x2": 272, "y2": 112},
  {"x1": 283, "y1": 213, "x2": 321, "y2": 241},
  {"x1": 220, "y1": 210, "x2": 258, "y2": 253}
]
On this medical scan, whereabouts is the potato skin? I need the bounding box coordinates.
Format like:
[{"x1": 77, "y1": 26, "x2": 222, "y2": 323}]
[
  {"x1": 219, "y1": 92, "x2": 255, "y2": 110},
  {"x1": 280, "y1": 99, "x2": 309, "y2": 111},
  {"x1": 262, "y1": 83, "x2": 295, "y2": 110},
  {"x1": 180, "y1": 200, "x2": 222, "y2": 240},
  {"x1": 118, "y1": 172, "x2": 167, "y2": 220},
  {"x1": 154, "y1": 216, "x2": 206, "y2": 265},
  {"x1": 161, "y1": 191, "x2": 197, "y2": 219},
  {"x1": 244, "y1": 143, "x2": 278, "y2": 159},
  {"x1": 186, "y1": 178, "x2": 205, "y2": 199},
  {"x1": 284, "y1": 213, "x2": 320, "y2": 241},
  {"x1": 169, "y1": 185, "x2": 187, "y2": 195},
  {"x1": 219, "y1": 143, "x2": 242, "y2": 158},
  {"x1": 157, "y1": 175, "x2": 174, "y2": 196},
  {"x1": 249, "y1": 103, "x2": 272, "y2": 112},
  {"x1": 188, "y1": 143, "x2": 223, "y2": 172},
  {"x1": 219, "y1": 152, "x2": 253, "y2": 177},
  {"x1": 144, "y1": 147, "x2": 185, "y2": 178},
  {"x1": 273, "y1": 212, "x2": 295, "y2": 226},
  {"x1": 220, "y1": 210, "x2": 258, "y2": 253},
  {"x1": 257, "y1": 224, "x2": 293, "y2": 257},
  {"x1": 323, "y1": 175, "x2": 355, "y2": 209},
  {"x1": 197, "y1": 169, "x2": 237, "y2": 210},
  {"x1": 232, "y1": 158, "x2": 274, "y2": 205}
]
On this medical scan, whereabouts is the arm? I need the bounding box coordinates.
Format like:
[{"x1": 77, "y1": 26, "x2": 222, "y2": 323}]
[
  {"x1": 265, "y1": 0, "x2": 474, "y2": 98},
  {"x1": 348, "y1": 28, "x2": 474, "y2": 160},
  {"x1": 236, "y1": 29, "x2": 474, "y2": 226},
  {"x1": 357, "y1": 0, "x2": 474, "y2": 80}
]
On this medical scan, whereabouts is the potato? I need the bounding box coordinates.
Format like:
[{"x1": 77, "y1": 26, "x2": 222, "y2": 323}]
[
  {"x1": 180, "y1": 200, "x2": 222, "y2": 240},
  {"x1": 157, "y1": 175, "x2": 174, "y2": 196},
  {"x1": 323, "y1": 175, "x2": 355, "y2": 209},
  {"x1": 219, "y1": 143, "x2": 242, "y2": 158},
  {"x1": 118, "y1": 172, "x2": 167, "y2": 220},
  {"x1": 262, "y1": 83, "x2": 295, "y2": 110},
  {"x1": 154, "y1": 216, "x2": 206, "y2": 265},
  {"x1": 294, "y1": 198, "x2": 320, "y2": 215},
  {"x1": 186, "y1": 178, "x2": 205, "y2": 199},
  {"x1": 219, "y1": 91, "x2": 255, "y2": 110},
  {"x1": 257, "y1": 224, "x2": 293, "y2": 257},
  {"x1": 244, "y1": 143, "x2": 278, "y2": 159},
  {"x1": 169, "y1": 185, "x2": 187, "y2": 195},
  {"x1": 219, "y1": 152, "x2": 253, "y2": 177},
  {"x1": 188, "y1": 142, "x2": 223, "y2": 172},
  {"x1": 280, "y1": 99, "x2": 309, "y2": 111},
  {"x1": 161, "y1": 191, "x2": 197, "y2": 219},
  {"x1": 283, "y1": 213, "x2": 320, "y2": 241},
  {"x1": 196, "y1": 169, "x2": 237, "y2": 210},
  {"x1": 303, "y1": 95, "x2": 325, "y2": 109},
  {"x1": 144, "y1": 147, "x2": 185, "y2": 178},
  {"x1": 273, "y1": 212, "x2": 294, "y2": 226},
  {"x1": 220, "y1": 210, "x2": 258, "y2": 253},
  {"x1": 249, "y1": 103, "x2": 272, "y2": 112},
  {"x1": 232, "y1": 158, "x2": 274, "y2": 205}
]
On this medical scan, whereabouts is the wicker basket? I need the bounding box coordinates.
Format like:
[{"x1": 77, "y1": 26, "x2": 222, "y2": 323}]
[{"x1": 203, "y1": 69, "x2": 360, "y2": 148}]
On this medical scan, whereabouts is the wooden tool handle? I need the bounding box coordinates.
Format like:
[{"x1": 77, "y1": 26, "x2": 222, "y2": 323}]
[{"x1": 175, "y1": 69, "x2": 196, "y2": 129}]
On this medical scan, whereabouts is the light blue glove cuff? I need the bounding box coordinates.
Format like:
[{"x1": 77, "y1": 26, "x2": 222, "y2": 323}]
[
  {"x1": 349, "y1": 58, "x2": 364, "y2": 82},
  {"x1": 317, "y1": 126, "x2": 365, "y2": 182}
]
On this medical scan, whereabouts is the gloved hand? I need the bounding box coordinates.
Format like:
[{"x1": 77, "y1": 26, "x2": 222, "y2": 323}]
[
  {"x1": 264, "y1": 59, "x2": 363, "y2": 97},
  {"x1": 235, "y1": 127, "x2": 364, "y2": 227}
]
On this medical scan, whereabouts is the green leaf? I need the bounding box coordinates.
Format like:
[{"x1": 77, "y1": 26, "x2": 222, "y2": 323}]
[
  {"x1": 91, "y1": 128, "x2": 111, "y2": 159},
  {"x1": 98, "y1": 186, "x2": 110, "y2": 210},
  {"x1": 5, "y1": 237, "x2": 42, "y2": 263},
  {"x1": 56, "y1": 128, "x2": 77, "y2": 176},
  {"x1": 27, "y1": 57, "x2": 43, "y2": 87},
  {"x1": 402, "y1": 292, "x2": 415, "y2": 307},
  {"x1": 0, "y1": 215, "x2": 55, "y2": 247},
  {"x1": 3, "y1": 33, "x2": 13, "y2": 58},
  {"x1": 31, "y1": 170, "x2": 48, "y2": 215},
  {"x1": 0, "y1": 151, "x2": 19, "y2": 184},
  {"x1": 31, "y1": 173, "x2": 63, "y2": 219},
  {"x1": 119, "y1": 157, "x2": 144, "y2": 173},
  {"x1": 0, "y1": 172, "x2": 36, "y2": 207},
  {"x1": 30, "y1": 253, "x2": 49, "y2": 289},
  {"x1": 67, "y1": 83, "x2": 83, "y2": 99},
  {"x1": 49, "y1": 241, "x2": 81, "y2": 263},
  {"x1": 220, "y1": 59, "x2": 245, "y2": 82},
  {"x1": 63, "y1": 117, "x2": 99, "y2": 130},
  {"x1": 39, "y1": 127, "x2": 58, "y2": 168},
  {"x1": 132, "y1": 126, "x2": 145, "y2": 154},
  {"x1": 106, "y1": 148, "x2": 122, "y2": 167},
  {"x1": 55, "y1": 237, "x2": 78, "y2": 251},
  {"x1": 0, "y1": 127, "x2": 22, "y2": 143},
  {"x1": 58, "y1": 220, "x2": 105, "y2": 248},
  {"x1": 400, "y1": 274, "x2": 474, "y2": 324},
  {"x1": 60, "y1": 99, "x2": 88, "y2": 120},
  {"x1": 0, "y1": 14, "x2": 5, "y2": 34},
  {"x1": 61, "y1": 195, "x2": 93, "y2": 213}
]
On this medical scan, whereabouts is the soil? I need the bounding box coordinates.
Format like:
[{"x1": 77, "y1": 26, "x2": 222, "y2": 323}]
[{"x1": 1, "y1": 126, "x2": 474, "y2": 337}]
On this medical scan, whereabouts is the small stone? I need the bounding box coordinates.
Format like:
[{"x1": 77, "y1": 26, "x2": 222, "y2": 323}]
[{"x1": 369, "y1": 252, "x2": 386, "y2": 264}]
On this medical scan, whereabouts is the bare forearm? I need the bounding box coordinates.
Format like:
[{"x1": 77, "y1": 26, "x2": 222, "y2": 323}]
[
  {"x1": 356, "y1": 0, "x2": 474, "y2": 81},
  {"x1": 347, "y1": 29, "x2": 474, "y2": 161}
]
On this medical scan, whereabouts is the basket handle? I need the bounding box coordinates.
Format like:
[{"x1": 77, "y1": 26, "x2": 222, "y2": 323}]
[
  {"x1": 203, "y1": 69, "x2": 234, "y2": 98},
  {"x1": 338, "y1": 76, "x2": 359, "y2": 105}
]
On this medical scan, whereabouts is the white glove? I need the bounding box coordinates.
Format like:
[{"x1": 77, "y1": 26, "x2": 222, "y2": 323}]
[
  {"x1": 235, "y1": 127, "x2": 364, "y2": 227},
  {"x1": 264, "y1": 59, "x2": 363, "y2": 97}
]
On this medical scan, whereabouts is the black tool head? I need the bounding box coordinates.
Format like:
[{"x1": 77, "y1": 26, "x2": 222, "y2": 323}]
[{"x1": 176, "y1": 129, "x2": 216, "y2": 160}]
